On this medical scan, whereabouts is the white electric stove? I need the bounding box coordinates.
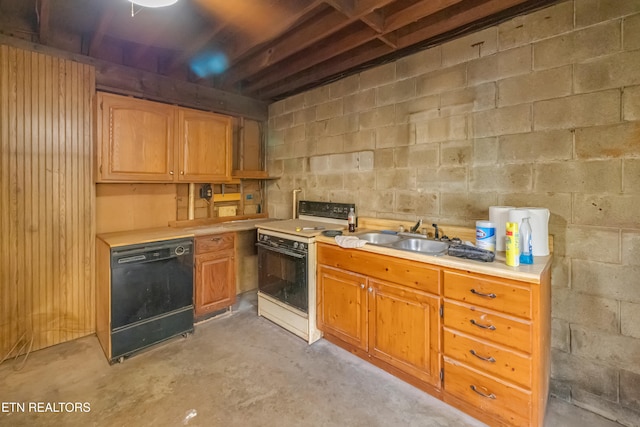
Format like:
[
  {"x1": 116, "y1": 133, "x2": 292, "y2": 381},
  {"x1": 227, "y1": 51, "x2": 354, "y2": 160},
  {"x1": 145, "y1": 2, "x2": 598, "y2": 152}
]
[{"x1": 256, "y1": 201, "x2": 354, "y2": 344}]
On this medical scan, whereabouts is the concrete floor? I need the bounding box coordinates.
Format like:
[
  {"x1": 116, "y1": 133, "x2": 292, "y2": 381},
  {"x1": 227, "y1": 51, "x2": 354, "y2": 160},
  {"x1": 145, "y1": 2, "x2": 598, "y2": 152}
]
[{"x1": 0, "y1": 292, "x2": 622, "y2": 427}]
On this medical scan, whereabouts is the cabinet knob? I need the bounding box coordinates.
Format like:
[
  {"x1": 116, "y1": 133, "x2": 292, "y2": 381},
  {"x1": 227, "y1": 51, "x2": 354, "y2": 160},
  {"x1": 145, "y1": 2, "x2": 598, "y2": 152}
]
[
  {"x1": 360, "y1": 284, "x2": 365, "y2": 289},
  {"x1": 169, "y1": 171, "x2": 174, "y2": 175},
  {"x1": 368, "y1": 287, "x2": 373, "y2": 293},
  {"x1": 180, "y1": 171, "x2": 184, "y2": 175}
]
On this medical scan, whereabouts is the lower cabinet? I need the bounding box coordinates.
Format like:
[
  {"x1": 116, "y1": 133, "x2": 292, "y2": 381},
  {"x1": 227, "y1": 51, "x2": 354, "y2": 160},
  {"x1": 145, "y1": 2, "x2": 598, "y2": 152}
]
[
  {"x1": 442, "y1": 270, "x2": 550, "y2": 427},
  {"x1": 195, "y1": 233, "x2": 236, "y2": 317},
  {"x1": 317, "y1": 244, "x2": 441, "y2": 391},
  {"x1": 317, "y1": 242, "x2": 551, "y2": 427},
  {"x1": 317, "y1": 266, "x2": 368, "y2": 350}
]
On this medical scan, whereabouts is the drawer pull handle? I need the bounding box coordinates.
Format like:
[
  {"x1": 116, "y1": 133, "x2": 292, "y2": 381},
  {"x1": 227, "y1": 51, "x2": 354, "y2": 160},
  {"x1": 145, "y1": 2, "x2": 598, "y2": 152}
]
[
  {"x1": 470, "y1": 319, "x2": 496, "y2": 330},
  {"x1": 210, "y1": 237, "x2": 222, "y2": 242},
  {"x1": 470, "y1": 289, "x2": 496, "y2": 298},
  {"x1": 469, "y1": 349, "x2": 496, "y2": 363},
  {"x1": 470, "y1": 385, "x2": 496, "y2": 400}
]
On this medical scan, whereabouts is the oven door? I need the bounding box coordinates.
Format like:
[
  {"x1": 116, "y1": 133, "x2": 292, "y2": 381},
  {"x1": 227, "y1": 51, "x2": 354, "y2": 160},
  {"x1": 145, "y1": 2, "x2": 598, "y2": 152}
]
[{"x1": 257, "y1": 242, "x2": 308, "y2": 313}]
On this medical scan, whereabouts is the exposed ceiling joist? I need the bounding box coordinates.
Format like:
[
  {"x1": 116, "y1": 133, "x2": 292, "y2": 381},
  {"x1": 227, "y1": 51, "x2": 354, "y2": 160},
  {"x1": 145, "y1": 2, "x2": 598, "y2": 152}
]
[
  {"x1": 0, "y1": 0, "x2": 561, "y2": 102},
  {"x1": 36, "y1": 0, "x2": 51, "y2": 44},
  {"x1": 242, "y1": 0, "x2": 472, "y2": 95},
  {"x1": 88, "y1": 5, "x2": 115, "y2": 56}
]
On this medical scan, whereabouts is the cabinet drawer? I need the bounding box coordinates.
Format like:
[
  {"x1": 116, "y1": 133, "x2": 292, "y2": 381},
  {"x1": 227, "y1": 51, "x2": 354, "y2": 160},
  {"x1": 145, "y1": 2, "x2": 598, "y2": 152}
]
[
  {"x1": 317, "y1": 244, "x2": 440, "y2": 294},
  {"x1": 443, "y1": 328, "x2": 531, "y2": 389},
  {"x1": 444, "y1": 301, "x2": 532, "y2": 353},
  {"x1": 444, "y1": 271, "x2": 531, "y2": 319},
  {"x1": 195, "y1": 233, "x2": 235, "y2": 254},
  {"x1": 444, "y1": 358, "x2": 531, "y2": 427}
]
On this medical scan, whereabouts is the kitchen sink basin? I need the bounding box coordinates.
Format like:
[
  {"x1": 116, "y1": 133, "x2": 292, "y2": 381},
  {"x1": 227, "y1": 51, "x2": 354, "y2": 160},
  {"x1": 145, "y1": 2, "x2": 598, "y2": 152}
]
[
  {"x1": 356, "y1": 232, "x2": 403, "y2": 245},
  {"x1": 353, "y1": 231, "x2": 450, "y2": 256},
  {"x1": 388, "y1": 238, "x2": 449, "y2": 256}
]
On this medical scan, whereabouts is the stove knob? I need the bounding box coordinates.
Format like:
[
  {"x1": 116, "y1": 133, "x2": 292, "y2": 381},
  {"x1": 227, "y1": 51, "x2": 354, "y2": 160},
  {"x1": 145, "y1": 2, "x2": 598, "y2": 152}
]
[
  {"x1": 293, "y1": 242, "x2": 299, "y2": 249},
  {"x1": 299, "y1": 243, "x2": 305, "y2": 251}
]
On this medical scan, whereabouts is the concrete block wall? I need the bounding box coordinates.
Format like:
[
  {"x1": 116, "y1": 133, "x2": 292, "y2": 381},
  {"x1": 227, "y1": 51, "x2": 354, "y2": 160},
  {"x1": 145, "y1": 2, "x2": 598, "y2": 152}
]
[{"x1": 266, "y1": 1, "x2": 640, "y2": 424}]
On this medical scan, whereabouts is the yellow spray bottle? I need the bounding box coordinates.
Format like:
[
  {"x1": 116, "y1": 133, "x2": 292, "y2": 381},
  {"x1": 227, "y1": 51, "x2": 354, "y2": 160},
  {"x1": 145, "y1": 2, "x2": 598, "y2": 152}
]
[{"x1": 505, "y1": 222, "x2": 520, "y2": 267}]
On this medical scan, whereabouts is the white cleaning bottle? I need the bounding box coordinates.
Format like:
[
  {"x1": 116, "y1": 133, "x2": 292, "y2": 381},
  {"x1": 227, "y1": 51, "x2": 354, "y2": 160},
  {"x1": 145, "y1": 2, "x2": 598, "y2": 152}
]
[{"x1": 519, "y1": 217, "x2": 533, "y2": 264}]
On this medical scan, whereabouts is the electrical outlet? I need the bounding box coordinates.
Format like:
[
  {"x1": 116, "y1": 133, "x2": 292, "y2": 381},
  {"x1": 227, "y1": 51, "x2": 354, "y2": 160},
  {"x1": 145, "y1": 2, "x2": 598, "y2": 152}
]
[{"x1": 199, "y1": 184, "x2": 212, "y2": 201}]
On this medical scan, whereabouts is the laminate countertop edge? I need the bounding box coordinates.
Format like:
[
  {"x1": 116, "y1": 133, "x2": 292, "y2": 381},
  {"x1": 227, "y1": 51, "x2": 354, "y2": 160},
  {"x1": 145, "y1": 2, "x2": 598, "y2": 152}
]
[
  {"x1": 97, "y1": 219, "x2": 270, "y2": 247},
  {"x1": 315, "y1": 234, "x2": 552, "y2": 284}
]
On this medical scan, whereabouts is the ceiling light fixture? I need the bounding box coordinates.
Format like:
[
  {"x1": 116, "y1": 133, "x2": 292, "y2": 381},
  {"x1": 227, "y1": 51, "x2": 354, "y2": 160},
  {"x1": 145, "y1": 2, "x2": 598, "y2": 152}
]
[{"x1": 129, "y1": 0, "x2": 179, "y2": 8}]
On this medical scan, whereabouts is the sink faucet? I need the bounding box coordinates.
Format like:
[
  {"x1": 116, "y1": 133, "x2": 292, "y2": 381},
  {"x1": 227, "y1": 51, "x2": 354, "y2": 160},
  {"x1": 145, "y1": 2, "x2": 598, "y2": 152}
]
[
  {"x1": 432, "y1": 223, "x2": 440, "y2": 240},
  {"x1": 410, "y1": 218, "x2": 422, "y2": 233}
]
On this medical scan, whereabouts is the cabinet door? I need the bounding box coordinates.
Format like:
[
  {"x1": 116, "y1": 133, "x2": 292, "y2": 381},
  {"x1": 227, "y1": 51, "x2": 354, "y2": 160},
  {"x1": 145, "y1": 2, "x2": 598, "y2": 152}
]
[
  {"x1": 232, "y1": 118, "x2": 267, "y2": 178},
  {"x1": 368, "y1": 278, "x2": 441, "y2": 388},
  {"x1": 177, "y1": 108, "x2": 232, "y2": 182},
  {"x1": 97, "y1": 92, "x2": 175, "y2": 181},
  {"x1": 317, "y1": 265, "x2": 368, "y2": 351},
  {"x1": 195, "y1": 249, "x2": 236, "y2": 316}
]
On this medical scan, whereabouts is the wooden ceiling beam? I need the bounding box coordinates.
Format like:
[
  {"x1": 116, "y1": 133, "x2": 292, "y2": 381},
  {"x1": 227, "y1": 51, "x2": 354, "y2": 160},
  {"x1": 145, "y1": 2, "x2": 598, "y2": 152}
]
[
  {"x1": 37, "y1": 0, "x2": 51, "y2": 45},
  {"x1": 88, "y1": 5, "x2": 116, "y2": 56},
  {"x1": 253, "y1": 41, "x2": 394, "y2": 99},
  {"x1": 223, "y1": 0, "x2": 326, "y2": 66},
  {"x1": 385, "y1": 0, "x2": 466, "y2": 33},
  {"x1": 330, "y1": 0, "x2": 395, "y2": 17},
  {"x1": 395, "y1": 0, "x2": 533, "y2": 49},
  {"x1": 241, "y1": 25, "x2": 378, "y2": 93},
  {"x1": 250, "y1": 0, "x2": 538, "y2": 99},
  {"x1": 220, "y1": 0, "x2": 394, "y2": 89},
  {"x1": 242, "y1": 0, "x2": 466, "y2": 94},
  {"x1": 220, "y1": 8, "x2": 350, "y2": 88},
  {"x1": 360, "y1": 10, "x2": 384, "y2": 33}
]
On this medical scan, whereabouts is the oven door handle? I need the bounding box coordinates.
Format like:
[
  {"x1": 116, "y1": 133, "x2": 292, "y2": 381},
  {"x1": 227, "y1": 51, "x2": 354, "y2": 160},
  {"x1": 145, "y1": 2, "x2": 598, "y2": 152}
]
[{"x1": 256, "y1": 242, "x2": 306, "y2": 259}]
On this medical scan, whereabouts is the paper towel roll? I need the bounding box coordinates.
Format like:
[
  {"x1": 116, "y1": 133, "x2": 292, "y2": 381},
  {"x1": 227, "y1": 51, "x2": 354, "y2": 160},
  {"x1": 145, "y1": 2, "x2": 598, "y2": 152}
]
[
  {"x1": 508, "y1": 208, "x2": 531, "y2": 226},
  {"x1": 489, "y1": 206, "x2": 514, "y2": 251},
  {"x1": 523, "y1": 207, "x2": 550, "y2": 256}
]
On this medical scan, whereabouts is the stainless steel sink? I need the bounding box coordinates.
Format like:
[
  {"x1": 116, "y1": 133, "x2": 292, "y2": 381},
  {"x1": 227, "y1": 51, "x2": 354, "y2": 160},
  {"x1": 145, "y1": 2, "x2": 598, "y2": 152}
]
[
  {"x1": 354, "y1": 231, "x2": 449, "y2": 256},
  {"x1": 356, "y1": 232, "x2": 403, "y2": 245},
  {"x1": 388, "y1": 238, "x2": 449, "y2": 256}
]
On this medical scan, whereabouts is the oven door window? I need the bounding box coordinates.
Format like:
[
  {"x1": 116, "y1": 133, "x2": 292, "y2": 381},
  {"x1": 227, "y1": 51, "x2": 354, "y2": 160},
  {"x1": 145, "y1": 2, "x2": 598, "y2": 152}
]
[{"x1": 258, "y1": 245, "x2": 308, "y2": 313}]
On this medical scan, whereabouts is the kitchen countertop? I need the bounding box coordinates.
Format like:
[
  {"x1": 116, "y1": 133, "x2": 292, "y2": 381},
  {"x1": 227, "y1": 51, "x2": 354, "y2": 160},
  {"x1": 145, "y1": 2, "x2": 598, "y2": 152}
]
[
  {"x1": 316, "y1": 230, "x2": 552, "y2": 284},
  {"x1": 256, "y1": 219, "x2": 344, "y2": 237},
  {"x1": 97, "y1": 220, "x2": 552, "y2": 284},
  {"x1": 97, "y1": 218, "x2": 272, "y2": 247}
]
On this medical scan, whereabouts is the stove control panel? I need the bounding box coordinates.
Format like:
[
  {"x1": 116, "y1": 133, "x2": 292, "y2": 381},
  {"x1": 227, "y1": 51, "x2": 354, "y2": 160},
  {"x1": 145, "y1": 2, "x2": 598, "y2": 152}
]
[
  {"x1": 258, "y1": 233, "x2": 307, "y2": 253},
  {"x1": 298, "y1": 201, "x2": 356, "y2": 220}
]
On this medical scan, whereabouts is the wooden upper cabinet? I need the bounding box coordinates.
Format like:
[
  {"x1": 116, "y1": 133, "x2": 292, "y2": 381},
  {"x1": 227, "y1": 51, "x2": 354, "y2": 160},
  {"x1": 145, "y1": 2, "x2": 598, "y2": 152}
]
[
  {"x1": 97, "y1": 92, "x2": 175, "y2": 182},
  {"x1": 178, "y1": 108, "x2": 232, "y2": 182},
  {"x1": 96, "y1": 92, "x2": 233, "y2": 183},
  {"x1": 232, "y1": 118, "x2": 268, "y2": 178}
]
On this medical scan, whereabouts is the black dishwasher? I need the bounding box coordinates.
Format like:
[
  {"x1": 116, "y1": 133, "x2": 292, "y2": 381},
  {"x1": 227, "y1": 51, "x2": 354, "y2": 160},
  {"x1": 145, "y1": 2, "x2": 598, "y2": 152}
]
[{"x1": 110, "y1": 238, "x2": 194, "y2": 362}]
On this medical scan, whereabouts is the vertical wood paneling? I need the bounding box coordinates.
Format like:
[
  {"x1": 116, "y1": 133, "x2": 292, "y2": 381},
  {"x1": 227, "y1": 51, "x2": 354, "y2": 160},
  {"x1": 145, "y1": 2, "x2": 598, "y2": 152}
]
[{"x1": 0, "y1": 45, "x2": 95, "y2": 355}]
